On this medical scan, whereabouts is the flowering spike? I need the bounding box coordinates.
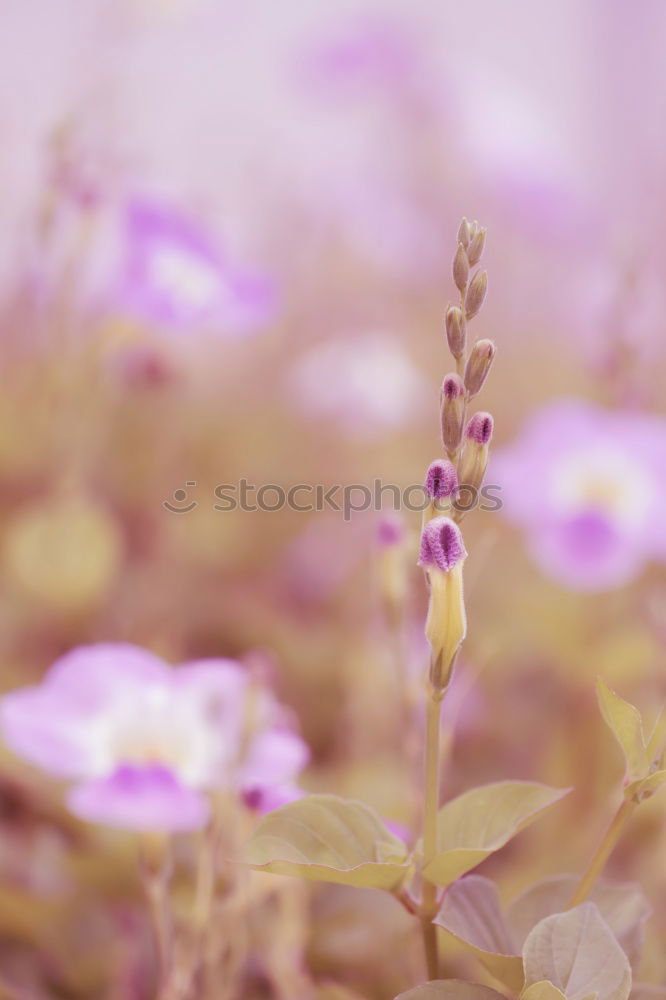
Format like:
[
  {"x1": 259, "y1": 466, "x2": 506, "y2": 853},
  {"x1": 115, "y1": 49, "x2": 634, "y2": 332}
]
[
  {"x1": 464, "y1": 339, "x2": 496, "y2": 397},
  {"x1": 466, "y1": 411, "x2": 494, "y2": 445},
  {"x1": 465, "y1": 270, "x2": 488, "y2": 319},
  {"x1": 445, "y1": 305, "x2": 465, "y2": 359},
  {"x1": 419, "y1": 516, "x2": 467, "y2": 572},
  {"x1": 441, "y1": 373, "x2": 466, "y2": 454},
  {"x1": 453, "y1": 244, "x2": 469, "y2": 293},
  {"x1": 425, "y1": 460, "x2": 458, "y2": 501}
]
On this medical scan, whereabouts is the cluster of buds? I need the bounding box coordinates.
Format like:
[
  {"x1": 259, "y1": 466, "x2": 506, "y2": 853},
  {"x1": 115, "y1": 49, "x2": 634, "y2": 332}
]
[{"x1": 419, "y1": 218, "x2": 497, "y2": 695}]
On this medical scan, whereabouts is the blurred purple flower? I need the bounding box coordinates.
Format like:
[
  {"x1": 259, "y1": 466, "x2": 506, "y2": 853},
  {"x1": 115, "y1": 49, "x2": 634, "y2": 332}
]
[
  {"x1": 493, "y1": 399, "x2": 666, "y2": 590},
  {"x1": 0, "y1": 644, "x2": 308, "y2": 832},
  {"x1": 120, "y1": 200, "x2": 275, "y2": 335},
  {"x1": 287, "y1": 333, "x2": 429, "y2": 435},
  {"x1": 297, "y1": 15, "x2": 419, "y2": 99}
]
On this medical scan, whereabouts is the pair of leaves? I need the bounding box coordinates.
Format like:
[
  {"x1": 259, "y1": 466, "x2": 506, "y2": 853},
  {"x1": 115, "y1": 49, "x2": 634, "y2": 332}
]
[
  {"x1": 435, "y1": 873, "x2": 650, "y2": 992},
  {"x1": 399, "y1": 904, "x2": 632, "y2": 1000},
  {"x1": 243, "y1": 782, "x2": 568, "y2": 893},
  {"x1": 597, "y1": 679, "x2": 666, "y2": 801}
]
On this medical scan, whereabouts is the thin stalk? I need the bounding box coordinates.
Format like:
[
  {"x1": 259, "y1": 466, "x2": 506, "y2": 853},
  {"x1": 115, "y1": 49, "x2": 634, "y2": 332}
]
[
  {"x1": 140, "y1": 836, "x2": 173, "y2": 1000},
  {"x1": 568, "y1": 797, "x2": 637, "y2": 908},
  {"x1": 421, "y1": 691, "x2": 443, "y2": 979}
]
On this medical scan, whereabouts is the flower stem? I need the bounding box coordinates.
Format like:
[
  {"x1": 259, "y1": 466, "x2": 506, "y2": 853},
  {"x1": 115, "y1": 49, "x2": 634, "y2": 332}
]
[
  {"x1": 568, "y1": 797, "x2": 637, "y2": 908},
  {"x1": 421, "y1": 690, "x2": 442, "y2": 979},
  {"x1": 140, "y1": 835, "x2": 173, "y2": 999}
]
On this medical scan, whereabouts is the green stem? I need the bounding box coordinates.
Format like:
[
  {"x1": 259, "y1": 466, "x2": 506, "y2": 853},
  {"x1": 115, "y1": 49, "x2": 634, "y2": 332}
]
[
  {"x1": 421, "y1": 691, "x2": 443, "y2": 979},
  {"x1": 568, "y1": 797, "x2": 636, "y2": 908}
]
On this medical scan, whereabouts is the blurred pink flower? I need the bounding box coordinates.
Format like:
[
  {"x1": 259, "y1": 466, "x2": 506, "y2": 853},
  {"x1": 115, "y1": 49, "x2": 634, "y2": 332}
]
[
  {"x1": 493, "y1": 399, "x2": 666, "y2": 591},
  {"x1": 0, "y1": 644, "x2": 308, "y2": 832},
  {"x1": 120, "y1": 199, "x2": 275, "y2": 335},
  {"x1": 286, "y1": 334, "x2": 429, "y2": 435},
  {"x1": 297, "y1": 14, "x2": 420, "y2": 99}
]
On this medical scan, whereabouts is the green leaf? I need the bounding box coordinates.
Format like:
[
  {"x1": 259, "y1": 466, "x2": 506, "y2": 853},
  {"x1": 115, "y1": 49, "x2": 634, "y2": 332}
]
[
  {"x1": 395, "y1": 981, "x2": 507, "y2": 1000},
  {"x1": 522, "y1": 903, "x2": 632, "y2": 1000},
  {"x1": 597, "y1": 679, "x2": 648, "y2": 781},
  {"x1": 423, "y1": 781, "x2": 570, "y2": 887},
  {"x1": 521, "y1": 983, "x2": 568, "y2": 1000},
  {"x1": 434, "y1": 875, "x2": 524, "y2": 992},
  {"x1": 243, "y1": 794, "x2": 410, "y2": 890},
  {"x1": 436, "y1": 874, "x2": 649, "y2": 993},
  {"x1": 508, "y1": 876, "x2": 650, "y2": 972}
]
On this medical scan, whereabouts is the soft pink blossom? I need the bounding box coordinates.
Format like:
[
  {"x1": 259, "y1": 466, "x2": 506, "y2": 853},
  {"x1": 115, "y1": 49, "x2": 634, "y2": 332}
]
[
  {"x1": 493, "y1": 399, "x2": 666, "y2": 590},
  {"x1": 0, "y1": 644, "x2": 308, "y2": 832},
  {"x1": 119, "y1": 199, "x2": 275, "y2": 336}
]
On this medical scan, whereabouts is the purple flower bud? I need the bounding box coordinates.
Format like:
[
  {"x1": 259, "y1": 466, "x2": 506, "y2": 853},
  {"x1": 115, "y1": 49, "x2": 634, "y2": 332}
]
[
  {"x1": 425, "y1": 460, "x2": 458, "y2": 501},
  {"x1": 442, "y1": 373, "x2": 464, "y2": 400},
  {"x1": 441, "y1": 373, "x2": 465, "y2": 453},
  {"x1": 453, "y1": 243, "x2": 469, "y2": 293},
  {"x1": 464, "y1": 339, "x2": 496, "y2": 396},
  {"x1": 467, "y1": 228, "x2": 486, "y2": 267},
  {"x1": 466, "y1": 411, "x2": 494, "y2": 445},
  {"x1": 457, "y1": 217, "x2": 470, "y2": 248},
  {"x1": 445, "y1": 306, "x2": 465, "y2": 359},
  {"x1": 377, "y1": 513, "x2": 405, "y2": 548},
  {"x1": 419, "y1": 516, "x2": 466, "y2": 572},
  {"x1": 465, "y1": 270, "x2": 488, "y2": 320}
]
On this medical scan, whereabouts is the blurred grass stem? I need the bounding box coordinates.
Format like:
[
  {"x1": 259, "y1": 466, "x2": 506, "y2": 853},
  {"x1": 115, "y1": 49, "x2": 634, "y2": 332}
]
[{"x1": 140, "y1": 835, "x2": 173, "y2": 999}]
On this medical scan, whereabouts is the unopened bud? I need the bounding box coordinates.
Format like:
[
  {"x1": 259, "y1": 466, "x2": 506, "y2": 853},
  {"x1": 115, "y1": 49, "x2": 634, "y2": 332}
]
[
  {"x1": 419, "y1": 516, "x2": 466, "y2": 572},
  {"x1": 467, "y1": 227, "x2": 486, "y2": 266},
  {"x1": 465, "y1": 411, "x2": 494, "y2": 445},
  {"x1": 457, "y1": 217, "x2": 470, "y2": 249},
  {"x1": 464, "y1": 339, "x2": 496, "y2": 397},
  {"x1": 465, "y1": 270, "x2": 487, "y2": 319},
  {"x1": 453, "y1": 243, "x2": 469, "y2": 293},
  {"x1": 445, "y1": 306, "x2": 465, "y2": 359},
  {"x1": 458, "y1": 412, "x2": 493, "y2": 506},
  {"x1": 425, "y1": 460, "x2": 458, "y2": 502},
  {"x1": 440, "y1": 373, "x2": 465, "y2": 455},
  {"x1": 418, "y1": 516, "x2": 467, "y2": 692},
  {"x1": 424, "y1": 461, "x2": 457, "y2": 519}
]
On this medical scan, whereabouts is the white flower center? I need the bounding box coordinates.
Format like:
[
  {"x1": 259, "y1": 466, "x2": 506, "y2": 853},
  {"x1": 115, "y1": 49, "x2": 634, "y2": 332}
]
[{"x1": 551, "y1": 448, "x2": 652, "y2": 528}]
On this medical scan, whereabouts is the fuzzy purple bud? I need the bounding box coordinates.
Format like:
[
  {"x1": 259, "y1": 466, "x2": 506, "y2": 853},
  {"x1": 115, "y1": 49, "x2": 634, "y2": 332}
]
[
  {"x1": 425, "y1": 460, "x2": 458, "y2": 501},
  {"x1": 441, "y1": 373, "x2": 466, "y2": 454},
  {"x1": 442, "y1": 373, "x2": 464, "y2": 401},
  {"x1": 466, "y1": 411, "x2": 494, "y2": 446},
  {"x1": 419, "y1": 516, "x2": 466, "y2": 572}
]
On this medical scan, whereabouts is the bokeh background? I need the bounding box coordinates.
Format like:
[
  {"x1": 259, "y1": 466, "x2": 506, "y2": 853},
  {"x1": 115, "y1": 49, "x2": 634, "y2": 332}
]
[{"x1": 1, "y1": 1, "x2": 666, "y2": 997}]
